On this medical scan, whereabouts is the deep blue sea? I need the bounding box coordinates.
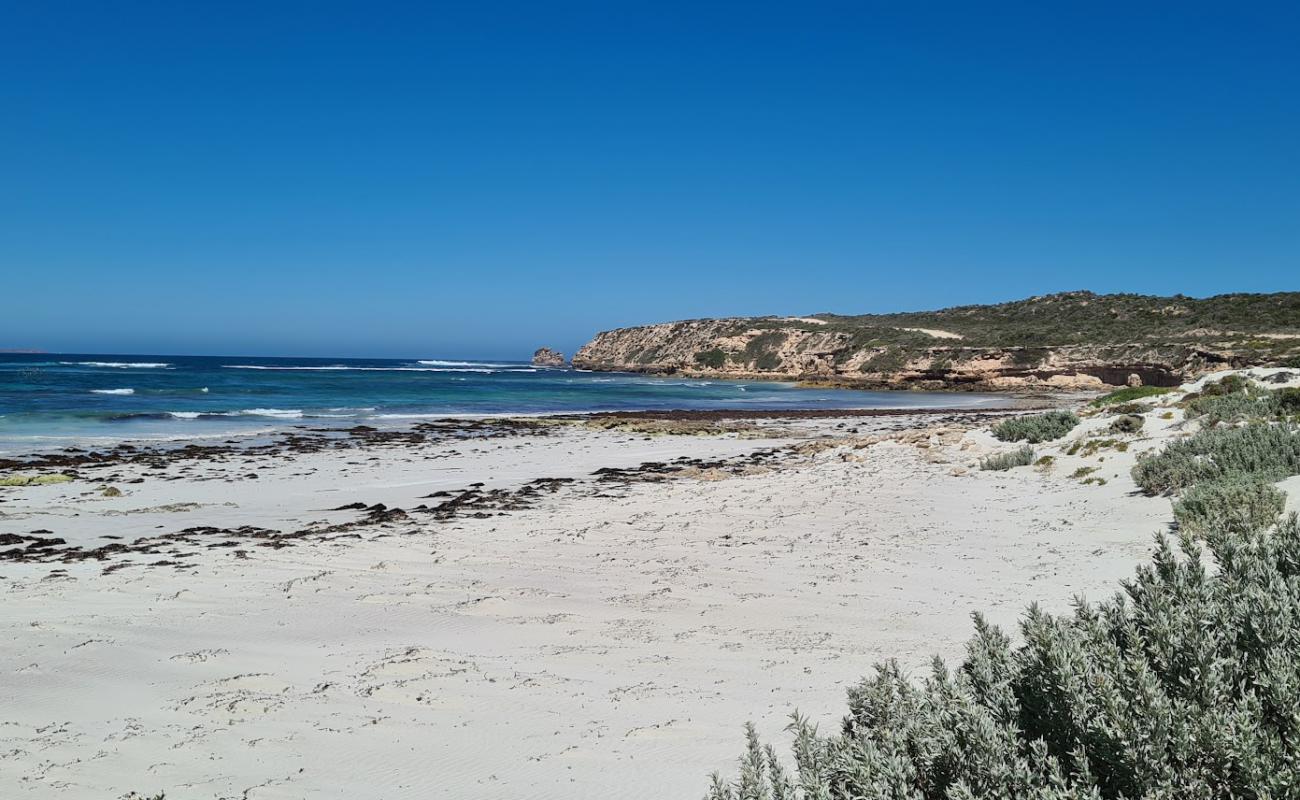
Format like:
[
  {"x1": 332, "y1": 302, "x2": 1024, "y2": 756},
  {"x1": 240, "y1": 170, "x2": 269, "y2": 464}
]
[{"x1": 0, "y1": 354, "x2": 1005, "y2": 454}]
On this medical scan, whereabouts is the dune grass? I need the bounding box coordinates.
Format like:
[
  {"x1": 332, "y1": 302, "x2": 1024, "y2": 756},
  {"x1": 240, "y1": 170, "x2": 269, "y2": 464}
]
[{"x1": 979, "y1": 445, "x2": 1035, "y2": 471}]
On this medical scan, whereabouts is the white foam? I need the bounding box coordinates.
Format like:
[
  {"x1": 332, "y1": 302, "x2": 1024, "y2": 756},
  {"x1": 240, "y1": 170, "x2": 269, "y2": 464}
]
[
  {"x1": 221, "y1": 364, "x2": 350, "y2": 371},
  {"x1": 91, "y1": 388, "x2": 135, "y2": 395},
  {"x1": 64, "y1": 361, "x2": 171, "y2": 369},
  {"x1": 166, "y1": 408, "x2": 305, "y2": 419},
  {"x1": 417, "y1": 360, "x2": 522, "y2": 368},
  {"x1": 222, "y1": 365, "x2": 532, "y2": 374},
  {"x1": 239, "y1": 408, "x2": 304, "y2": 418}
]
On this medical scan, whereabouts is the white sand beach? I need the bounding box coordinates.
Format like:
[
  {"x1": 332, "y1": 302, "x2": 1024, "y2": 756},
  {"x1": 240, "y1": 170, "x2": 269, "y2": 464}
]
[{"x1": 3, "y1": 374, "x2": 1296, "y2": 799}]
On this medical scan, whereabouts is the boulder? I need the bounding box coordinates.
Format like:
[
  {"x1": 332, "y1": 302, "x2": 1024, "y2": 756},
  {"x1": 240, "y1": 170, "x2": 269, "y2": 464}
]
[{"x1": 531, "y1": 347, "x2": 566, "y2": 367}]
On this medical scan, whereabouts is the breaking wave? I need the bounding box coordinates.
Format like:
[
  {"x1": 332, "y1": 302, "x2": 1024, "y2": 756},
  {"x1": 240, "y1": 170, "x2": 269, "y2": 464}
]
[
  {"x1": 416, "y1": 360, "x2": 525, "y2": 368},
  {"x1": 222, "y1": 364, "x2": 535, "y2": 374},
  {"x1": 64, "y1": 361, "x2": 171, "y2": 369}
]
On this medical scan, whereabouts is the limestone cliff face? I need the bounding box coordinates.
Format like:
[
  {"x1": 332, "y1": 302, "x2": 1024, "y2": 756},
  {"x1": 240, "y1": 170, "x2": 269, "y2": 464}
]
[
  {"x1": 573, "y1": 292, "x2": 1300, "y2": 389},
  {"x1": 574, "y1": 319, "x2": 854, "y2": 377}
]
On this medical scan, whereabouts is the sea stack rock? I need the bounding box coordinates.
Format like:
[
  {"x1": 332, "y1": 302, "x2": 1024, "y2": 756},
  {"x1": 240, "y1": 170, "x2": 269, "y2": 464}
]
[{"x1": 531, "y1": 347, "x2": 566, "y2": 367}]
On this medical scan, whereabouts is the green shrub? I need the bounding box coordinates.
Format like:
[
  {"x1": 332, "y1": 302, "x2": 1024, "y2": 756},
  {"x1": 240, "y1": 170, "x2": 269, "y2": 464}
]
[
  {"x1": 1199, "y1": 373, "x2": 1248, "y2": 397},
  {"x1": 1131, "y1": 422, "x2": 1300, "y2": 494},
  {"x1": 861, "y1": 348, "x2": 908, "y2": 374},
  {"x1": 1090, "y1": 385, "x2": 1174, "y2": 407},
  {"x1": 992, "y1": 411, "x2": 1079, "y2": 443},
  {"x1": 707, "y1": 514, "x2": 1300, "y2": 800},
  {"x1": 1185, "y1": 392, "x2": 1276, "y2": 426},
  {"x1": 1010, "y1": 347, "x2": 1043, "y2": 366},
  {"x1": 1278, "y1": 388, "x2": 1300, "y2": 416},
  {"x1": 1173, "y1": 478, "x2": 1286, "y2": 536},
  {"x1": 1105, "y1": 402, "x2": 1146, "y2": 414},
  {"x1": 1108, "y1": 413, "x2": 1144, "y2": 434},
  {"x1": 694, "y1": 348, "x2": 727, "y2": 369},
  {"x1": 1071, "y1": 437, "x2": 1128, "y2": 457},
  {"x1": 744, "y1": 331, "x2": 787, "y2": 362},
  {"x1": 979, "y1": 445, "x2": 1034, "y2": 471}
]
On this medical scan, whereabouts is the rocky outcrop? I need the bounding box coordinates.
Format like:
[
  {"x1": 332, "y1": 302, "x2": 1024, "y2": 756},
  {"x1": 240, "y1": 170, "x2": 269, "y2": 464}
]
[
  {"x1": 572, "y1": 293, "x2": 1300, "y2": 390},
  {"x1": 531, "y1": 347, "x2": 566, "y2": 367}
]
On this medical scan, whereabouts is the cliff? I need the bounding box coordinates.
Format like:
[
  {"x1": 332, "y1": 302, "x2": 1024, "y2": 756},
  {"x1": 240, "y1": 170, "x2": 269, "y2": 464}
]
[{"x1": 572, "y1": 291, "x2": 1300, "y2": 390}]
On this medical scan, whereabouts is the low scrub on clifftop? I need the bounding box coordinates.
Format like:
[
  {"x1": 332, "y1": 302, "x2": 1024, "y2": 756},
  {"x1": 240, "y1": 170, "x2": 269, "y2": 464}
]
[
  {"x1": 706, "y1": 512, "x2": 1300, "y2": 800},
  {"x1": 572, "y1": 292, "x2": 1300, "y2": 384},
  {"x1": 992, "y1": 411, "x2": 1079, "y2": 443}
]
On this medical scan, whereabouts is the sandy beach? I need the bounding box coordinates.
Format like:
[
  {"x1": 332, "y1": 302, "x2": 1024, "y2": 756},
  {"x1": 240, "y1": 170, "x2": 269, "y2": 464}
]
[{"x1": 3, "y1": 384, "x2": 1295, "y2": 799}]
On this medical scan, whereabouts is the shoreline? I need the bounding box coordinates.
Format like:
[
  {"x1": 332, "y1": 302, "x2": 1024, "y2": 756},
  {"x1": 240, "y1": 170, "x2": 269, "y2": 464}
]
[
  {"x1": 0, "y1": 397, "x2": 1061, "y2": 468},
  {"x1": 0, "y1": 401, "x2": 1159, "y2": 798},
  {"x1": 3, "y1": 382, "x2": 1245, "y2": 798}
]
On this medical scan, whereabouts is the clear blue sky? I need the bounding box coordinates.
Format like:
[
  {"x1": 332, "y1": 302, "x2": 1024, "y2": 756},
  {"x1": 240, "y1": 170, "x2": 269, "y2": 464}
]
[{"x1": 3, "y1": 2, "x2": 1297, "y2": 359}]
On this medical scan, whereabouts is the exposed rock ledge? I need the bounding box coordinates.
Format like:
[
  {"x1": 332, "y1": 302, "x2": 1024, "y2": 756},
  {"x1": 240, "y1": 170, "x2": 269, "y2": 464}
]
[{"x1": 531, "y1": 347, "x2": 566, "y2": 367}]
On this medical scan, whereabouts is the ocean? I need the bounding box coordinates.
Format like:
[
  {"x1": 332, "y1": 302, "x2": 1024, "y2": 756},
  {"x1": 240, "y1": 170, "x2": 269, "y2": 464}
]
[{"x1": 0, "y1": 353, "x2": 1005, "y2": 454}]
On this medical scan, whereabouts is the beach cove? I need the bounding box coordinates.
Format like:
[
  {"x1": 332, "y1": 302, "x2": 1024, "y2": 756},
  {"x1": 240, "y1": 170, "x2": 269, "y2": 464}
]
[{"x1": 2, "y1": 385, "x2": 1238, "y2": 799}]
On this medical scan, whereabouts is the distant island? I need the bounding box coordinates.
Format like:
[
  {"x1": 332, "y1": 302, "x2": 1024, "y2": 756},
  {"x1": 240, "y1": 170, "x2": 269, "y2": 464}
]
[{"x1": 573, "y1": 291, "x2": 1300, "y2": 390}]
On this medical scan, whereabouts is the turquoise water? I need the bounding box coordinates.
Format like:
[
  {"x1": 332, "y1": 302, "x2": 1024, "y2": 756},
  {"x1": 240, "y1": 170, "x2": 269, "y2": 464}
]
[{"x1": 0, "y1": 354, "x2": 1004, "y2": 453}]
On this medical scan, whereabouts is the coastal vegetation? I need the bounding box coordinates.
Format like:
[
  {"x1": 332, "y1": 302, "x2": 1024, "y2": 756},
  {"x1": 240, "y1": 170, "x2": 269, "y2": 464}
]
[
  {"x1": 816, "y1": 291, "x2": 1300, "y2": 348},
  {"x1": 979, "y1": 445, "x2": 1035, "y2": 471},
  {"x1": 1090, "y1": 385, "x2": 1175, "y2": 407},
  {"x1": 706, "y1": 511, "x2": 1300, "y2": 799},
  {"x1": 1067, "y1": 437, "x2": 1129, "y2": 458},
  {"x1": 694, "y1": 348, "x2": 727, "y2": 369},
  {"x1": 1131, "y1": 423, "x2": 1300, "y2": 494},
  {"x1": 992, "y1": 411, "x2": 1079, "y2": 443},
  {"x1": 860, "y1": 347, "x2": 908, "y2": 374},
  {"x1": 1183, "y1": 381, "x2": 1300, "y2": 426},
  {"x1": 1172, "y1": 478, "x2": 1286, "y2": 536},
  {"x1": 1107, "y1": 414, "x2": 1144, "y2": 434}
]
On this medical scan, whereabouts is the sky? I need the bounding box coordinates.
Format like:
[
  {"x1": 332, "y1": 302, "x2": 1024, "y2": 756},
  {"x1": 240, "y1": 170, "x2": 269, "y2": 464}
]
[{"x1": 2, "y1": 1, "x2": 1297, "y2": 359}]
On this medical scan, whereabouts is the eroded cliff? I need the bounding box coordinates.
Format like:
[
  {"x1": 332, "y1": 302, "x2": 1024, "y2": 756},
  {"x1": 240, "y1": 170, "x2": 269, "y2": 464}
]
[{"x1": 573, "y1": 292, "x2": 1300, "y2": 390}]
